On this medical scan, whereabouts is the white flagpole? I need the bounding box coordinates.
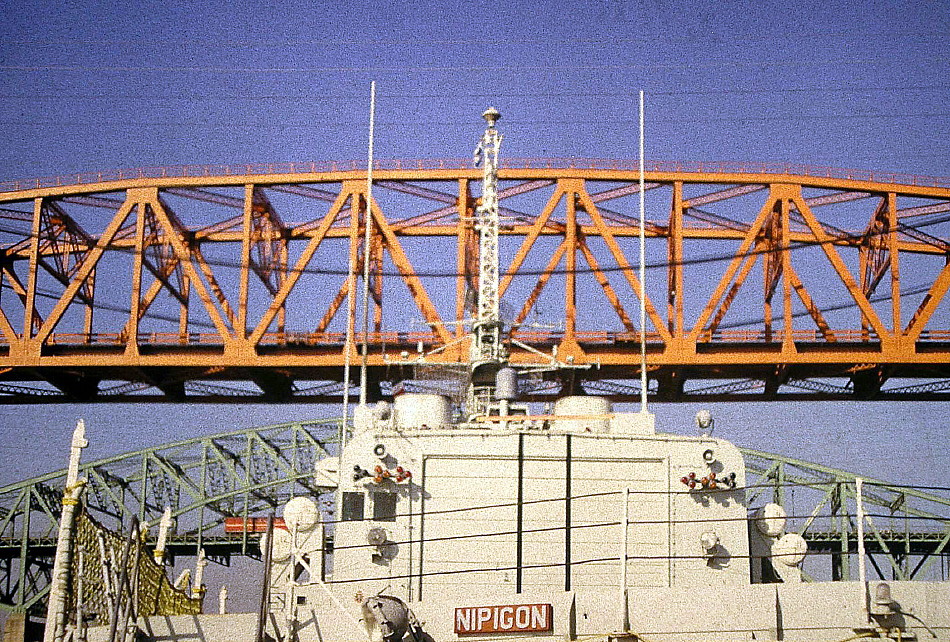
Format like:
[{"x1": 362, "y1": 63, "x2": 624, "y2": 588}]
[{"x1": 638, "y1": 90, "x2": 648, "y2": 413}]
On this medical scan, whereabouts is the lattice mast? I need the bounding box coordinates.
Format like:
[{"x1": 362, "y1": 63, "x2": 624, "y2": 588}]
[
  {"x1": 468, "y1": 108, "x2": 507, "y2": 417},
  {"x1": 474, "y1": 107, "x2": 502, "y2": 327}
]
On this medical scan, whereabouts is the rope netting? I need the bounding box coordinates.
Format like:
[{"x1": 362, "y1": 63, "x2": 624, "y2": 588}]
[{"x1": 67, "y1": 507, "x2": 201, "y2": 627}]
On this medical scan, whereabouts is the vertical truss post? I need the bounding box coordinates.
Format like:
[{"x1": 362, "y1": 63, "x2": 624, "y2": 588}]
[
  {"x1": 197, "y1": 444, "x2": 208, "y2": 556},
  {"x1": 139, "y1": 458, "x2": 148, "y2": 524},
  {"x1": 772, "y1": 461, "x2": 786, "y2": 508},
  {"x1": 16, "y1": 492, "x2": 31, "y2": 609},
  {"x1": 668, "y1": 181, "x2": 684, "y2": 338},
  {"x1": 840, "y1": 482, "x2": 851, "y2": 581},
  {"x1": 127, "y1": 201, "x2": 147, "y2": 355},
  {"x1": 242, "y1": 435, "x2": 252, "y2": 557},
  {"x1": 239, "y1": 184, "x2": 254, "y2": 341},
  {"x1": 763, "y1": 191, "x2": 781, "y2": 342},
  {"x1": 82, "y1": 269, "x2": 95, "y2": 341},
  {"x1": 22, "y1": 198, "x2": 42, "y2": 342},
  {"x1": 564, "y1": 190, "x2": 578, "y2": 346},
  {"x1": 277, "y1": 237, "x2": 288, "y2": 335},
  {"x1": 178, "y1": 252, "x2": 191, "y2": 344},
  {"x1": 831, "y1": 482, "x2": 843, "y2": 580},
  {"x1": 370, "y1": 233, "x2": 384, "y2": 332},
  {"x1": 780, "y1": 194, "x2": 794, "y2": 351},
  {"x1": 887, "y1": 193, "x2": 901, "y2": 338},
  {"x1": 859, "y1": 219, "x2": 870, "y2": 341}
]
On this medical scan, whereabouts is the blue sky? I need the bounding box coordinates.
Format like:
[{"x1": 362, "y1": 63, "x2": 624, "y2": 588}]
[
  {"x1": 1, "y1": 0, "x2": 948, "y2": 178},
  {"x1": 0, "y1": 0, "x2": 948, "y2": 488}
]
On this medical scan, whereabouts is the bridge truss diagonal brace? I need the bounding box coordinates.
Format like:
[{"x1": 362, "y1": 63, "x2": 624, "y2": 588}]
[
  {"x1": 145, "y1": 192, "x2": 236, "y2": 344},
  {"x1": 140, "y1": 202, "x2": 189, "y2": 305},
  {"x1": 860, "y1": 196, "x2": 893, "y2": 298},
  {"x1": 248, "y1": 187, "x2": 354, "y2": 346},
  {"x1": 689, "y1": 193, "x2": 777, "y2": 343},
  {"x1": 238, "y1": 186, "x2": 289, "y2": 337},
  {"x1": 790, "y1": 188, "x2": 892, "y2": 345},
  {"x1": 499, "y1": 183, "x2": 565, "y2": 298},
  {"x1": 314, "y1": 196, "x2": 363, "y2": 338},
  {"x1": 700, "y1": 199, "x2": 834, "y2": 342},
  {"x1": 576, "y1": 229, "x2": 636, "y2": 332},
  {"x1": 576, "y1": 183, "x2": 672, "y2": 344},
  {"x1": 243, "y1": 186, "x2": 287, "y2": 299},
  {"x1": 512, "y1": 240, "x2": 567, "y2": 328},
  {"x1": 386, "y1": 178, "x2": 552, "y2": 233},
  {"x1": 787, "y1": 265, "x2": 836, "y2": 341},
  {"x1": 905, "y1": 258, "x2": 950, "y2": 343},
  {"x1": 1, "y1": 258, "x2": 42, "y2": 342},
  {"x1": 0, "y1": 285, "x2": 20, "y2": 345},
  {"x1": 33, "y1": 201, "x2": 96, "y2": 329},
  {"x1": 366, "y1": 191, "x2": 452, "y2": 344},
  {"x1": 27, "y1": 197, "x2": 136, "y2": 349}
]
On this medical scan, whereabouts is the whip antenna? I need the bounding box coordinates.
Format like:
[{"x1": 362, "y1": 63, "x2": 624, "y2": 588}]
[
  {"x1": 638, "y1": 90, "x2": 648, "y2": 413},
  {"x1": 359, "y1": 81, "x2": 377, "y2": 407}
]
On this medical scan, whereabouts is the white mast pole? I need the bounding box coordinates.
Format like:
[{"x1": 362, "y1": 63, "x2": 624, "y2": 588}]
[
  {"x1": 638, "y1": 90, "x2": 648, "y2": 413},
  {"x1": 856, "y1": 477, "x2": 868, "y2": 619},
  {"x1": 619, "y1": 487, "x2": 630, "y2": 632},
  {"x1": 359, "y1": 81, "x2": 377, "y2": 407},
  {"x1": 44, "y1": 419, "x2": 88, "y2": 642},
  {"x1": 475, "y1": 108, "x2": 502, "y2": 328},
  {"x1": 340, "y1": 83, "x2": 376, "y2": 451},
  {"x1": 153, "y1": 506, "x2": 173, "y2": 565}
]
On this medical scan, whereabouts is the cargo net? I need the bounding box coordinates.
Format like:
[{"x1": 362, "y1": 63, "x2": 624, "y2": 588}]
[{"x1": 67, "y1": 507, "x2": 202, "y2": 627}]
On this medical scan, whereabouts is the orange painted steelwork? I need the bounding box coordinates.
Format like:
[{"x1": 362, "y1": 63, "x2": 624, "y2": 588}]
[{"x1": 0, "y1": 161, "x2": 948, "y2": 402}]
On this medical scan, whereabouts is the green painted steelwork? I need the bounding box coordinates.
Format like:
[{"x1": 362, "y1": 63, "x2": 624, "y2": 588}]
[
  {"x1": 743, "y1": 449, "x2": 950, "y2": 582},
  {"x1": 0, "y1": 418, "x2": 341, "y2": 615}
]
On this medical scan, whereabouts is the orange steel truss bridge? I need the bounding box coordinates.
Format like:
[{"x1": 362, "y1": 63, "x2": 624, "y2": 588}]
[{"x1": 1, "y1": 159, "x2": 949, "y2": 403}]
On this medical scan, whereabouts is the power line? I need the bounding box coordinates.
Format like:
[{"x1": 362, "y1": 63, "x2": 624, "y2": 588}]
[
  {"x1": 1, "y1": 57, "x2": 948, "y2": 74},
  {"x1": 326, "y1": 508, "x2": 950, "y2": 554},
  {"x1": 5, "y1": 32, "x2": 948, "y2": 46},
  {"x1": 1, "y1": 85, "x2": 948, "y2": 100},
  {"x1": 316, "y1": 479, "x2": 950, "y2": 528},
  {"x1": 3, "y1": 112, "x2": 949, "y2": 128}
]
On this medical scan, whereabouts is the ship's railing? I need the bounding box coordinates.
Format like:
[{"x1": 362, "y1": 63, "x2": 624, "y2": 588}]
[{"x1": 2, "y1": 158, "x2": 948, "y2": 194}]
